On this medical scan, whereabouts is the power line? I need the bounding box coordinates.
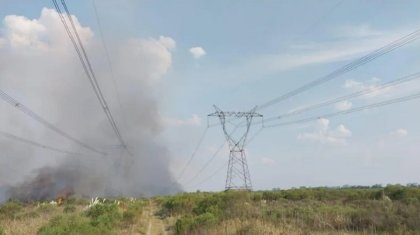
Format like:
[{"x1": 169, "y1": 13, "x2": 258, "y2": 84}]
[
  {"x1": 53, "y1": 0, "x2": 131, "y2": 155},
  {"x1": 60, "y1": 0, "x2": 124, "y2": 146},
  {"x1": 185, "y1": 111, "x2": 265, "y2": 187},
  {"x1": 245, "y1": 126, "x2": 264, "y2": 146},
  {"x1": 209, "y1": 2, "x2": 344, "y2": 130},
  {"x1": 177, "y1": 126, "x2": 209, "y2": 180},
  {"x1": 290, "y1": 0, "x2": 344, "y2": 42},
  {"x1": 264, "y1": 91, "x2": 420, "y2": 128},
  {"x1": 0, "y1": 130, "x2": 82, "y2": 156},
  {"x1": 180, "y1": 118, "x2": 244, "y2": 186},
  {"x1": 187, "y1": 160, "x2": 229, "y2": 190},
  {"x1": 0, "y1": 89, "x2": 105, "y2": 156},
  {"x1": 91, "y1": 0, "x2": 129, "y2": 132},
  {"x1": 260, "y1": 71, "x2": 420, "y2": 124},
  {"x1": 257, "y1": 28, "x2": 420, "y2": 111},
  {"x1": 183, "y1": 141, "x2": 226, "y2": 186}
]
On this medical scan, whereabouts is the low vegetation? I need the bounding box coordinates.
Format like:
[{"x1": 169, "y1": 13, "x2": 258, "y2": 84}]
[
  {"x1": 0, "y1": 197, "x2": 147, "y2": 235},
  {"x1": 157, "y1": 184, "x2": 420, "y2": 234},
  {"x1": 0, "y1": 184, "x2": 419, "y2": 234}
]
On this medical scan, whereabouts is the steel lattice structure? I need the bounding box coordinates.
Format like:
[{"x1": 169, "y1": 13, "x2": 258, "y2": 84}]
[{"x1": 208, "y1": 105, "x2": 263, "y2": 190}]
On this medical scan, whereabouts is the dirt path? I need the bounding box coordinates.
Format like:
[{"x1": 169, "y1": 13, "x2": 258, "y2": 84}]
[{"x1": 145, "y1": 200, "x2": 167, "y2": 235}]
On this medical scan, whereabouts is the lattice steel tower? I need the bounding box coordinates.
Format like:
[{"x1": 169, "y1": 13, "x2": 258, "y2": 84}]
[{"x1": 208, "y1": 105, "x2": 263, "y2": 190}]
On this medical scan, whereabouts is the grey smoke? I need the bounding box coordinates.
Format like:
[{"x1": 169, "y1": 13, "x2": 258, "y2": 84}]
[{"x1": 0, "y1": 8, "x2": 181, "y2": 202}]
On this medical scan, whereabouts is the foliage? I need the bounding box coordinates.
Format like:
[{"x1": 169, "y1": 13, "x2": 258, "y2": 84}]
[
  {"x1": 158, "y1": 185, "x2": 420, "y2": 234},
  {"x1": 35, "y1": 199, "x2": 148, "y2": 234},
  {"x1": 37, "y1": 203, "x2": 56, "y2": 214},
  {"x1": 0, "y1": 199, "x2": 22, "y2": 219},
  {"x1": 122, "y1": 199, "x2": 144, "y2": 224},
  {"x1": 0, "y1": 226, "x2": 4, "y2": 235},
  {"x1": 176, "y1": 212, "x2": 219, "y2": 234},
  {"x1": 63, "y1": 204, "x2": 76, "y2": 213},
  {"x1": 85, "y1": 203, "x2": 121, "y2": 229},
  {"x1": 37, "y1": 215, "x2": 110, "y2": 235}
]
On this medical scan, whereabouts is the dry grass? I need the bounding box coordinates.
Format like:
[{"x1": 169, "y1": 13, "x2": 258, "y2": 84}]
[
  {"x1": 2, "y1": 186, "x2": 420, "y2": 235},
  {"x1": 0, "y1": 204, "x2": 68, "y2": 235},
  {"x1": 0, "y1": 200, "x2": 149, "y2": 235}
]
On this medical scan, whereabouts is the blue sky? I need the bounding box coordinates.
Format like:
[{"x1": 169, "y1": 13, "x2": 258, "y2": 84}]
[{"x1": 1, "y1": 0, "x2": 420, "y2": 192}]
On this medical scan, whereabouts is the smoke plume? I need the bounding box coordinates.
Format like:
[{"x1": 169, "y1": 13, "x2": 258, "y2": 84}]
[{"x1": 0, "y1": 8, "x2": 181, "y2": 202}]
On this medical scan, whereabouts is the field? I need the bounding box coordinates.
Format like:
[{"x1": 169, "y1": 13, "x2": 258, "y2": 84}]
[{"x1": 1, "y1": 185, "x2": 420, "y2": 235}]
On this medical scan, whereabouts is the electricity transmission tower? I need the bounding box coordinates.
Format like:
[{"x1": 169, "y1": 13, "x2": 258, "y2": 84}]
[{"x1": 208, "y1": 105, "x2": 263, "y2": 190}]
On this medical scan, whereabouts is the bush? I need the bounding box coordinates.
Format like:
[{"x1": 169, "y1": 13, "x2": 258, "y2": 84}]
[
  {"x1": 0, "y1": 226, "x2": 5, "y2": 235},
  {"x1": 85, "y1": 203, "x2": 121, "y2": 229},
  {"x1": 159, "y1": 186, "x2": 420, "y2": 234},
  {"x1": 0, "y1": 199, "x2": 22, "y2": 219},
  {"x1": 37, "y1": 215, "x2": 110, "y2": 235},
  {"x1": 161, "y1": 193, "x2": 202, "y2": 216},
  {"x1": 16, "y1": 210, "x2": 40, "y2": 219},
  {"x1": 63, "y1": 204, "x2": 76, "y2": 213},
  {"x1": 175, "y1": 212, "x2": 219, "y2": 234},
  {"x1": 122, "y1": 210, "x2": 135, "y2": 224},
  {"x1": 37, "y1": 203, "x2": 56, "y2": 214}
]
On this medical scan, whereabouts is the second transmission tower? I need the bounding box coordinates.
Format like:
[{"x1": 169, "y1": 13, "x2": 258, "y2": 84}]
[{"x1": 208, "y1": 105, "x2": 263, "y2": 190}]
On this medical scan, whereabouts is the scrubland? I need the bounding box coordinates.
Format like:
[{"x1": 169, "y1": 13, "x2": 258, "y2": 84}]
[{"x1": 1, "y1": 185, "x2": 420, "y2": 235}]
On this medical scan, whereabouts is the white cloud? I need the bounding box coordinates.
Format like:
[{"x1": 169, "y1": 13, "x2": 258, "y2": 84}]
[
  {"x1": 343, "y1": 79, "x2": 363, "y2": 89},
  {"x1": 335, "y1": 125, "x2": 352, "y2": 138},
  {"x1": 158, "y1": 36, "x2": 176, "y2": 50},
  {"x1": 189, "y1": 46, "x2": 206, "y2": 59},
  {"x1": 2, "y1": 8, "x2": 93, "y2": 50},
  {"x1": 117, "y1": 37, "x2": 174, "y2": 82},
  {"x1": 163, "y1": 114, "x2": 201, "y2": 127},
  {"x1": 390, "y1": 128, "x2": 408, "y2": 138},
  {"x1": 298, "y1": 118, "x2": 352, "y2": 145},
  {"x1": 261, "y1": 157, "x2": 276, "y2": 166},
  {"x1": 343, "y1": 77, "x2": 392, "y2": 98},
  {"x1": 335, "y1": 100, "x2": 352, "y2": 111}
]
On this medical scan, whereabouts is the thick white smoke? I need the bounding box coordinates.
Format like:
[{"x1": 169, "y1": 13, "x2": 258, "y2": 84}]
[{"x1": 0, "y1": 8, "x2": 181, "y2": 201}]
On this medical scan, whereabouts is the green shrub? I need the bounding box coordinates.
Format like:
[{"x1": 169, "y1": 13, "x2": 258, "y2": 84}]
[
  {"x1": 37, "y1": 215, "x2": 110, "y2": 235},
  {"x1": 161, "y1": 193, "x2": 202, "y2": 216},
  {"x1": 37, "y1": 203, "x2": 56, "y2": 214},
  {"x1": 122, "y1": 210, "x2": 135, "y2": 224},
  {"x1": 16, "y1": 210, "x2": 40, "y2": 219},
  {"x1": 85, "y1": 203, "x2": 121, "y2": 229},
  {"x1": 175, "y1": 212, "x2": 219, "y2": 234},
  {"x1": 0, "y1": 199, "x2": 22, "y2": 219},
  {"x1": 175, "y1": 215, "x2": 194, "y2": 234},
  {"x1": 0, "y1": 226, "x2": 5, "y2": 235},
  {"x1": 63, "y1": 204, "x2": 76, "y2": 213}
]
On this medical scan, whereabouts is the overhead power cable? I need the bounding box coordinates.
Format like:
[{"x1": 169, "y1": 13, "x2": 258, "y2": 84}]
[
  {"x1": 257, "y1": 28, "x2": 420, "y2": 111},
  {"x1": 91, "y1": 0, "x2": 129, "y2": 131},
  {"x1": 177, "y1": 126, "x2": 209, "y2": 180},
  {"x1": 0, "y1": 130, "x2": 82, "y2": 156},
  {"x1": 183, "y1": 141, "x2": 226, "y2": 186},
  {"x1": 245, "y1": 126, "x2": 264, "y2": 146},
  {"x1": 187, "y1": 160, "x2": 229, "y2": 190},
  {"x1": 0, "y1": 89, "x2": 105, "y2": 156},
  {"x1": 53, "y1": 0, "x2": 130, "y2": 155},
  {"x1": 260, "y1": 71, "x2": 420, "y2": 124},
  {"x1": 291, "y1": 0, "x2": 344, "y2": 42},
  {"x1": 264, "y1": 91, "x2": 420, "y2": 128},
  {"x1": 182, "y1": 122, "x2": 246, "y2": 186}
]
